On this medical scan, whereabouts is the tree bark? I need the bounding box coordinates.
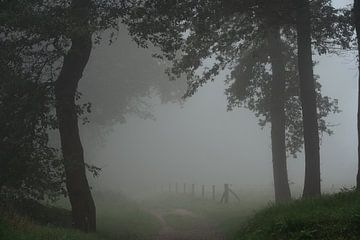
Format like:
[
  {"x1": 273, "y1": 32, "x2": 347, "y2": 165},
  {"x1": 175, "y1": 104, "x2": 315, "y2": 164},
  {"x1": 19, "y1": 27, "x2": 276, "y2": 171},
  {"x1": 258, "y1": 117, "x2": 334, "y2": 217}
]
[
  {"x1": 267, "y1": 25, "x2": 292, "y2": 203},
  {"x1": 295, "y1": 0, "x2": 321, "y2": 198},
  {"x1": 354, "y1": 0, "x2": 360, "y2": 190},
  {"x1": 55, "y1": 0, "x2": 96, "y2": 232}
]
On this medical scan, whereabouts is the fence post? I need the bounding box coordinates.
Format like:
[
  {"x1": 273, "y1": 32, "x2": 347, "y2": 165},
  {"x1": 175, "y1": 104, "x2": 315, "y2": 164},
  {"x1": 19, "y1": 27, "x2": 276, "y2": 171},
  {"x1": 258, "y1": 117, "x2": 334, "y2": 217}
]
[
  {"x1": 220, "y1": 183, "x2": 229, "y2": 203},
  {"x1": 202, "y1": 185, "x2": 205, "y2": 199},
  {"x1": 224, "y1": 183, "x2": 229, "y2": 203},
  {"x1": 191, "y1": 184, "x2": 195, "y2": 197},
  {"x1": 176, "y1": 182, "x2": 178, "y2": 194},
  {"x1": 212, "y1": 185, "x2": 216, "y2": 200},
  {"x1": 183, "y1": 183, "x2": 186, "y2": 194}
]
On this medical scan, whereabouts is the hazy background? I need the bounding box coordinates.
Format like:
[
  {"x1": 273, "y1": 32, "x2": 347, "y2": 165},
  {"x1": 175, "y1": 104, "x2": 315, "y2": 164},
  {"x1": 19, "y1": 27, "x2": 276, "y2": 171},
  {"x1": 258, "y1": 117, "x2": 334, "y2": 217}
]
[{"x1": 77, "y1": 0, "x2": 357, "y2": 200}]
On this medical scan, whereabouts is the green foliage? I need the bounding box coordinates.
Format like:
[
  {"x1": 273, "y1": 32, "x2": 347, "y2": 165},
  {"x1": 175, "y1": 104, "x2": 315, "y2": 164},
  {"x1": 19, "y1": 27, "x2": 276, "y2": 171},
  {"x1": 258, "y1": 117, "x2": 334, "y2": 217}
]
[
  {"x1": 124, "y1": 0, "x2": 351, "y2": 156},
  {"x1": 0, "y1": 69, "x2": 65, "y2": 201},
  {"x1": 225, "y1": 37, "x2": 340, "y2": 157},
  {"x1": 0, "y1": 216, "x2": 107, "y2": 240},
  {"x1": 0, "y1": 1, "x2": 66, "y2": 202},
  {"x1": 0, "y1": 0, "x2": 131, "y2": 202},
  {"x1": 125, "y1": 0, "x2": 353, "y2": 90},
  {"x1": 235, "y1": 191, "x2": 360, "y2": 240}
]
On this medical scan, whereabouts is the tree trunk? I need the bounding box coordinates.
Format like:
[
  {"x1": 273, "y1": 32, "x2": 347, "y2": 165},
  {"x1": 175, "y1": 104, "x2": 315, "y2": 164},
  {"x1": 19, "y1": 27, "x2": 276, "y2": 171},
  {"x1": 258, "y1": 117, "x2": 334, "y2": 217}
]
[
  {"x1": 267, "y1": 25, "x2": 292, "y2": 203},
  {"x1": 354, "y1": 0, "x2": 360, "y2": 190},
  {"x1": 295, "y1": 0, "x2": 321, "y2": 198},
  {"x1": 55, "y1": 0, "x2": 96, "y2": 232}
]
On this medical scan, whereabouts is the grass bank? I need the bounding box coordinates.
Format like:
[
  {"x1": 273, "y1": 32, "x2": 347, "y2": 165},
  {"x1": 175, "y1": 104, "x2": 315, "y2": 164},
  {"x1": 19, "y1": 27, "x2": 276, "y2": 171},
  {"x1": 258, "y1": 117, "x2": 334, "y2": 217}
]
[
  {"x1": 0, "y1": 191, "x2": 161, "y2": 240},
  {"x1": 0, "y1": 215, "x2": 107, "y2": 240},
  {"x1": 95, "y1": 192, "x2": 161, "y2": 239},
  {"x1": 235, "y1": 190, "x2": 360, "y2": 240}
]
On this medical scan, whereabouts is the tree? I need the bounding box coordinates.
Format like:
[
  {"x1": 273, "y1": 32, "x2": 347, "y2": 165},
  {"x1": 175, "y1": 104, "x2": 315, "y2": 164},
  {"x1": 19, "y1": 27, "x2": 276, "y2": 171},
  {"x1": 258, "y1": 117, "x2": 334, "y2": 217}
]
[
  {"x1": 54, "y1": 4, "x2": 186, "y2": 230},
  {"x1": 354, "y1": 0, "x2": 360, "y2": 190},
  {"x1": 0, "y1": 39, "x2": 65, "y2": 202},
  {"x1": 53, "y1": 0, "x2": 97, "y2": 232},
  {"x1": 268, "y1": 24, "x2": 292, "y2": 203},
  {"x1": 226, "y1": 25, "x2": 339, "y2": 202},
  {"x1": 294, "y1": 0, "x2": 321, "y2": 197},
  {"x1": 0, "y1": 0, "x2": 124, "y2": 231},
  {"x1": 125, "y1": 0, "x2": 296, "y2": 202},
  {"x1": 0, "y1": 0, "x2": 98, "y2": 231},
  {"x1": 293, "y1": 0, "x2": 352, "y2": 197},
  {"x1": 1, "y1": 0, "x2": 186, "y2": 231},
  {"x1": 224, "y1": 9, "x2": 294, "y2": 202},
  {"x1": 0, "y1": 77, "x2": 65, "y2": 203},
  {"x1": 124, "y1": 0, "x2": 347, "y2": 201}
]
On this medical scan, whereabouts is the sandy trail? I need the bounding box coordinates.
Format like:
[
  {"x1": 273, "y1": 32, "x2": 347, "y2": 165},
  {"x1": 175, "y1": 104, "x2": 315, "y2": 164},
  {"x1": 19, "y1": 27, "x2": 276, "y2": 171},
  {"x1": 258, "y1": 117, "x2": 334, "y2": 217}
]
[{"x1": 149, "y1": 208, "x2": 225, "y2": 240}]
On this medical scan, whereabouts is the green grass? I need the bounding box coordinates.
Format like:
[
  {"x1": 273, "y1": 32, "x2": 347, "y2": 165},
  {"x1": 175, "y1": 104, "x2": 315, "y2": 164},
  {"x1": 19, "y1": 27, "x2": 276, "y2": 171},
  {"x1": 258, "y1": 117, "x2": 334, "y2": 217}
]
[
  {"x1": 0, "y1": 215, "x2": 107, "y2": 240},
  {"x1": 162, "y1": 213, "x2": 199, "y2": 231},
  {"x1": 1, "y1": 192, "x2": 161, "y2": 240},
  {"x1": 1, "y1": 198, "x2": 73, "y2": 228},
  {"x1": 235, "y1": 190, "x2": 360, "y2": 240},
  {"x1": 96, "y1": 194, "x2": 161, "y2": 240}
]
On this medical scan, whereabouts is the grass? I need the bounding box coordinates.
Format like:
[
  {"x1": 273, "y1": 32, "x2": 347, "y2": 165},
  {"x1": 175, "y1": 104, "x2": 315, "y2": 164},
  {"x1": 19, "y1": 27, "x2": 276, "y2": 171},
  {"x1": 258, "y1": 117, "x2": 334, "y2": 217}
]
[
  {"x1": 162, "y1": 213, "x2": 199, "y2": 231},
  {"x1": 143, "y1": 190, "x2": 360, "y2": 239},
  {"x1": 95, "y1": 192, "x2": 161, "y2": 240},
  {"x1": 143, "y1": 193, "x2": 266, "y2": 239},
  {"x1": 8, "y1": 190, "x2": 360, "y2": 240},
  {"x1": 0, "y1": 191, "x2": 161, "y2": 240},
  {"x1": 2, "y1": 198, "x2": 73, "y2": 228},
  {"x1": 0, "y1": 215, "x2": 107, "y2": 240},
  {"x1": 235, "y1": 190, "x2": 360, "y2": 240}
]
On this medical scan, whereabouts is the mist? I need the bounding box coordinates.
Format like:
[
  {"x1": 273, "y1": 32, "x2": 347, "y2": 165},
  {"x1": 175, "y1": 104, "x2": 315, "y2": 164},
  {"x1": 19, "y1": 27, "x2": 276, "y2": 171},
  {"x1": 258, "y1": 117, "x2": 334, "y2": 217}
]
[
  {"x1": 74, "y1": 0, "x2": 358, "y2": 200},
  {"x1": 3, "y1": 0, "x2": 360, "y2": 239}
]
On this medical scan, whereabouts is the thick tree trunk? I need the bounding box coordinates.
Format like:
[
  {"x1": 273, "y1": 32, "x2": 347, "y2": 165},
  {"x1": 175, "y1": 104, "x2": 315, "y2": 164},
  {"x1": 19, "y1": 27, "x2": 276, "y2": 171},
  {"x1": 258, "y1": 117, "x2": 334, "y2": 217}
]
[
  {"x1": 354, "y1": 0, "x2": 360, "y2": 190},
  {"x1": 295, "y1": 0, "x2": 321, "y2": 198},
  {"x1": 267, "y1": 25, "x2": 292, "y2": 203},
  {"x1": 55, "y1": 0, "x2": 96, "y2": 232}
]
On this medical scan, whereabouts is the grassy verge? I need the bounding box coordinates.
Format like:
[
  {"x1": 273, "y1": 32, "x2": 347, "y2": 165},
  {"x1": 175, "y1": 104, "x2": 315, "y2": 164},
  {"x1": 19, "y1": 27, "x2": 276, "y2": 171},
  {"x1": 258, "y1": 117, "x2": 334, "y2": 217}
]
[
  {"x1": 0, "y1": 215, "x2": 107, "y2": 240},
  {"x1": 235, "y1": 190, "x2": 360, "y2": 240},
  {"x1": 96, "y1": 193, "x2": 161, "y2": 239},
  {"x1": 1, "y1": 192, "x2": 161, "y2": 240}
]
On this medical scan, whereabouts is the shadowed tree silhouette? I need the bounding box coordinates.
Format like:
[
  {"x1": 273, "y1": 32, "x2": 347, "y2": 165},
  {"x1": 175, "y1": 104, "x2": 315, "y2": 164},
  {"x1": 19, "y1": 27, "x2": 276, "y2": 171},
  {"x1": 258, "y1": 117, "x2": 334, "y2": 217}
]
[
  {"x1": 354, "y1": 0, "x2": 360, "y2": 191},
  {"x1": 0, "y1": 0, "x2": 187, "y2": 231},
  {"x1": 124, "y1": 0, "x2": 351, "y2": 201}
]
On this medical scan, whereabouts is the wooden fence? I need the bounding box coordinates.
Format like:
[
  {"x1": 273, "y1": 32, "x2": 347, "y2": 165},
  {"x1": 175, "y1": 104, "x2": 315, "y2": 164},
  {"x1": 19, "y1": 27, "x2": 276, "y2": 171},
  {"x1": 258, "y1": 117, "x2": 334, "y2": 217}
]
[{"x1": 159, "y1": 183, "x2": 240, "y2": 203}]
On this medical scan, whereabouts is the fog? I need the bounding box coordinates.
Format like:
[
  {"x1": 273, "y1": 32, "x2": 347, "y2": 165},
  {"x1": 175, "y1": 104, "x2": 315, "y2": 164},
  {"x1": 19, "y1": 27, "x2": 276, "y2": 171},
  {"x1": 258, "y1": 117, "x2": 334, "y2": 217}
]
[
  {"x1": 6, "y1": 0, "x2": 360, "y2": 239},
  {"x1": 73, "y1": 0, "x2": 358, "y2": 201}
]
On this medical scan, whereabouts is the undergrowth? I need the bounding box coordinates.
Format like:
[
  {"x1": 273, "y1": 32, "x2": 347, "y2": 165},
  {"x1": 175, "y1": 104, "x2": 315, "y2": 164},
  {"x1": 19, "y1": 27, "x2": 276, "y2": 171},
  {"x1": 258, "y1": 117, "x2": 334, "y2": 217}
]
[{"x1": 235, "y1": 190, "x2": 360, "y2": 240}]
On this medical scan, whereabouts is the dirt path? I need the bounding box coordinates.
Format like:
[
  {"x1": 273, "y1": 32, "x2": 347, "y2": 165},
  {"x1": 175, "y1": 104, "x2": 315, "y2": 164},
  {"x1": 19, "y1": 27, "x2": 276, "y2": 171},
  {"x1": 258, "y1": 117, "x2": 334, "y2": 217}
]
[{"x1": 149, "y1": 208, "x2": 225, "y2": 240}]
